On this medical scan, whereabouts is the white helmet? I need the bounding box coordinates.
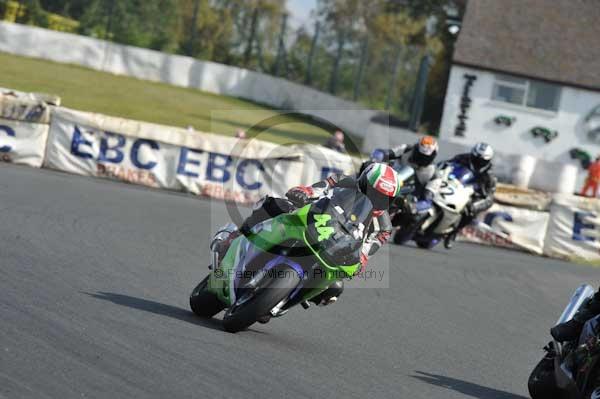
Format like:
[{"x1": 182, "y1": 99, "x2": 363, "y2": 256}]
[{"x1": 470, "y1": 142, "x2": 494, "y2": 173}]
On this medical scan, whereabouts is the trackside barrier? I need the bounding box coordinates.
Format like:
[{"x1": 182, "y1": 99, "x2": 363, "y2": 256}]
[
  {"x1": 0, "y1": 86, "x2": 597, "y2": 263},
  {"x1": 44, "y1": 107, "x2": 357, "y2": 204},
  {"x1": 460, "y1": 194, "x2": 600, "y2": 262},
  {"x1": 543, "y1": 194, "x2": 600, "y2": 262},
  {"x1": 459, "y1": 203, "x2": 550, "y2": 255},
  {"x1": 0, "y1": 93, "x2": 52, "y2": 167}
]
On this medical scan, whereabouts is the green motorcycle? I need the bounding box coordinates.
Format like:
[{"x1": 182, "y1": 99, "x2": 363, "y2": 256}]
[{"x1": 189, "y1": 186, "x2": 378, "y2": 333}]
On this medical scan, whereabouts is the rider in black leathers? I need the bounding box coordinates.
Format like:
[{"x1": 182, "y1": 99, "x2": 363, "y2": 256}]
[{"x1": 443, "y1": 142, "x2": 497, "y2": 249}]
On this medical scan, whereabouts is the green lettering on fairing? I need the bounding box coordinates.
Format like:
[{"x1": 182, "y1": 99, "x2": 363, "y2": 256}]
[{"x1": 314, "y1": 214, "x2": 334, "y2": 242}]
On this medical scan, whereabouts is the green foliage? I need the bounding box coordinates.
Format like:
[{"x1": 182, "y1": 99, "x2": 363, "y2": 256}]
[
  {"x1": 4, "y1": 0, "x2": 463, "y2": 130},
  {"x1": 0, "y1": 52, "x2": 339, "y2": 146}
]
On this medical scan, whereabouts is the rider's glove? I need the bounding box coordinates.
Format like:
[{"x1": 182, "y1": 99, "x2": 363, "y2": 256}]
[
  {"x1": 286, "y1": 186, "x2": 314, "y2": 207},
  {"x1": 465, "y1": 202, "x2": 475, "y2": 218}
]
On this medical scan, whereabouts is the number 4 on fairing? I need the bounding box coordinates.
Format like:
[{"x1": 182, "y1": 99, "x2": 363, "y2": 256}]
[{"x1": 314, "y1": 214, "x2": 335, "y2": 242}]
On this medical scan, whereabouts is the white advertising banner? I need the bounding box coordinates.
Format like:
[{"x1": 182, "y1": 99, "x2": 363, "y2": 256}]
[
  {"x1": 46, "y1": 108, "x2": 357, "y2": 204},
  {"x1": 459, "y1": 203, "x2": 550, "y2": 255},
  {"x1": 544, "y1": 194, "x2": 600, "y2": 261},
  {"x1": 0, "y1": 94, "x2": 51, "y2": 168},
  {"x1": 0, "y1": 119, "x2": 49, "y2": 168}
]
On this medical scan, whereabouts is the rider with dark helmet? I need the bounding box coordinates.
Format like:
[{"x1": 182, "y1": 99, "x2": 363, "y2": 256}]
[
  {"x1": 443, "y1": 142, "x2": 497, "y2": 249},
  {"x1": 214, "y1": 163, "x2": 408, "y2": 306}
]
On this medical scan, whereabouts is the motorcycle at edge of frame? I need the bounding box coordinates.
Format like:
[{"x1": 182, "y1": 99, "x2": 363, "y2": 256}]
[{"x1": 528, "y1": 284, "x2": 600, "y2": 399}]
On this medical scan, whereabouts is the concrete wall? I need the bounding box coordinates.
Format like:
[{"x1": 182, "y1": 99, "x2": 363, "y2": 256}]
[{"x1": 0, "y1": 22, "x2": 383, "y2": 142}]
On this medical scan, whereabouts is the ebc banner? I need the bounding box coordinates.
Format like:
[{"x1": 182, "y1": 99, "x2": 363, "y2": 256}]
[{"x1": 45, "y1": 108, "x2": 318, "y2": 204}]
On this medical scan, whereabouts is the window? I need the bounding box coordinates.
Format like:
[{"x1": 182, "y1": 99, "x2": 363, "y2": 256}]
[{"x1": 492, "y1": 74, "x2": 561, "y2": 111}]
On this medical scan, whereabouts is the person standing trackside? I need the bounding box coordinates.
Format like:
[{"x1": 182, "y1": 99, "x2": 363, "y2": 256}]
[
  {"x1": 581, "y1": 156, "x2": 600, "y2": 197},
  {"x1": 324, "y1": 130, "x2": 346, "y2": 153}
]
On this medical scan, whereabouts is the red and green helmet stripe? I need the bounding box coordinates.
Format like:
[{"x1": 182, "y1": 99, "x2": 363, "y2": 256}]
[{"x1": 366, "y1": 163, "x2": 402, "y2": 197}]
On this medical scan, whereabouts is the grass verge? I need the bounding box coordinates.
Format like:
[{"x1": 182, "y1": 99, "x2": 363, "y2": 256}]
[{"x1": 0, "y1": 52, "x2": 362, "y2": 148}]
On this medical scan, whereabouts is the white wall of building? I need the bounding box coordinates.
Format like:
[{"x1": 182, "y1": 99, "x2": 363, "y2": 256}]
[
  {"x1": 440, "y1": 65, "x2": 600, "y2": 191},
  {"x1": 440, "y1": 65, "x2": 600, "y2": 163}
]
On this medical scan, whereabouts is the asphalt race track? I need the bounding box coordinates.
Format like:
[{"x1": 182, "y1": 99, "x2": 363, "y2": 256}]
[{"x1": 1, "y1": 163, "x2": 598, "y2": 399}]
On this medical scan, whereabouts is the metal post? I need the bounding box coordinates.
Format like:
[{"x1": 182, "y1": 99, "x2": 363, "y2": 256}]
[
  {"x1": 304, "y1": 21, "x2": 320, "y2": 85},
  {"x1": 385, "y1": 45, "x2": 402, "y2": 110},
  {"x1": 255, "y1": 33, "x2": 267, "y2": 71},
  {"x1": 409, "y1": 54, "x2": 432, "y2": 131},
  {"x1": 243, "y1": 7, "x2": 259, "y2": 66},
  {"x1": 272, "y1": 13, "x2": 288, "y2": 76},
  {"x1": 187, "y1": 0, "x2": 201, "y2": 56},
  {"x1": 329, "y1": 31, "x2": 345, "y2": 95},
  {"x1": 353, "y1": 36, "x2": 369, "y2": 101},
  {"x1": 104, "y1": 0, "x2": 116, "y2": 41}
]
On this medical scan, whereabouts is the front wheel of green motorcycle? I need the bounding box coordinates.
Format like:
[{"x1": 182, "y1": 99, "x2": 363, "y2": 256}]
[
  {"x1": 190, "y1": 275, "x2": 225, "y2": 318},
  {"x1": 222, "y1": 265, "x2": 301, "y2": 333}
]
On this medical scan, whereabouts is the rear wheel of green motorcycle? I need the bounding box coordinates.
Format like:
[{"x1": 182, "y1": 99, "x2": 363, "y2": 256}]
[
  {"x1": 189, "y1": 275, "x2": 225, "y2": 318},
  {"x1": 222, "y1": 265, "x2": 301, "y2": 333}
]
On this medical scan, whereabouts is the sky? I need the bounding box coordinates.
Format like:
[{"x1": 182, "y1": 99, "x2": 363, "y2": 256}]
[{"x1": 286, "y1": 0, "x2": 317, "y2": 28}]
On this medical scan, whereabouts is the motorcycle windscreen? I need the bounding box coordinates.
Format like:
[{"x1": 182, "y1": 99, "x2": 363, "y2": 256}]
[
  {"x1": 557, "y1": 284, "x2": 596, "y2": 326},
  {"x1": 579, "y1": 314, "x2": 600, "y2": 345},
  {"x1": 447, "y1": 162, "x2": 475, "y2": 185},
  {"x1": 305, "y1": 188, "x2": 372, "y2": 267}
]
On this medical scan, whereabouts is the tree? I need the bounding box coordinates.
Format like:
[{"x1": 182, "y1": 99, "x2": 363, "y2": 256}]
[
  {"x1": 78, "y1": 0, "x2": 179, "y2": 51},
  {"x1": 18, "y1": 0, "x2": 48, "y2": 27}
]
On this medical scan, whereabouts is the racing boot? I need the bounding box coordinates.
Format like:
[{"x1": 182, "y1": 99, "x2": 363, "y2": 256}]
[
  {"x1": 309, "y1": 281, "x2": 344, "y2": 306},
  {"x1": 551, "y1": 290, "x2": 600, "y2": 342},
  {"x1": 444, "y1": 231, "x2": 457, "y2": 249}
]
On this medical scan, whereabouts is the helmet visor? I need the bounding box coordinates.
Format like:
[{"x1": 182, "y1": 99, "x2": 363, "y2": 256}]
[{"x1": 364, "y1": 185, "x2": 393, "y2": 210}]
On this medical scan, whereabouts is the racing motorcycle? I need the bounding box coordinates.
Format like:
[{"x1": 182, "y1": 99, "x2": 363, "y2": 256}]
[
  {"x1": 189, "y1": 182, "x2": 398, "y2": 333},
  {"x1": 392, "y1": 161, "x2": 476, "y2": 249},
  {"x1": 528, "y1": 284, "x2": 600, "y2": 399}
]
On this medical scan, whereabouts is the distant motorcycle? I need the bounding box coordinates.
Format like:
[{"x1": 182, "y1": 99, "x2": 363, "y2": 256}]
[
  {"x1": 392, "y1": 161, "x2": 476, "y2": 249},
  {"x1": 528, "y1": 284, "x2": 600, "y2": 399}
]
